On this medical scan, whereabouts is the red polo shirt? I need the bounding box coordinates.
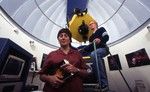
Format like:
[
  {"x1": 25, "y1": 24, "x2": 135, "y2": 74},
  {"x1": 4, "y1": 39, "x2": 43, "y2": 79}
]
[{"x1": 39, "y1": 48, "x2": 88, "y2": 92}]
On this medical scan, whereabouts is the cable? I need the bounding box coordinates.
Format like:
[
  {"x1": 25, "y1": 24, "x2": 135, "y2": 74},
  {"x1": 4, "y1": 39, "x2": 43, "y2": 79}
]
[
  {"x1": 34, "y1": 0, "x2": 63, "y2": 28},
  {"x1": 99, "y1": 0, "x2": 127, "y2": 27},
  {"x1": 106, "y1": 46, "x2": 133, "y2": 92}
]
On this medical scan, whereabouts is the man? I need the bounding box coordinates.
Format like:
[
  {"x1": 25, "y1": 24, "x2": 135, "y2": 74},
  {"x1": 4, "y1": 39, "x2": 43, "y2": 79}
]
[
  {"x1": 81, "y1": 20, "x2": 109, "y2": 90},
  {"x1": 39, "y1": 28, "x2": 89, "y2": 92}
]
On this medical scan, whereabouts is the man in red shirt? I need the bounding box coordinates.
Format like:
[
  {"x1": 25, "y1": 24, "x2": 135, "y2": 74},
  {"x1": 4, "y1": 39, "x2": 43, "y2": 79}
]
[{"x1": 39, "y1": 28, "x2": 89, "y2": 92}]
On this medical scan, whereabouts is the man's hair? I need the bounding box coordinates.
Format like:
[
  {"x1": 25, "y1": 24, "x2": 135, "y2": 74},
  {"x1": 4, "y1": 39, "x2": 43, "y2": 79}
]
[
  {"x1": 89, "y1": 20, "x2": 98, "y2": 28},
  {"x1": 57, "y1": 28, "x2": 72, "y2": 42}
]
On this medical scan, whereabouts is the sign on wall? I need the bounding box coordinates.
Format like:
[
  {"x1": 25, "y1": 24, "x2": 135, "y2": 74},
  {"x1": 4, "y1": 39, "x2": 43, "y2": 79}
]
[
  {"x1": 125, "y1": 48, "x2": 150, "y2": 68},
  {"x1": 107, "y1": 54, "x2": 122, "y2": 71}
]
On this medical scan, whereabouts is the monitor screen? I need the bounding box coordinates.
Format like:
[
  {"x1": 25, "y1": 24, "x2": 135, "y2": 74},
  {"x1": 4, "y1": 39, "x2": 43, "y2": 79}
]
[{"x1": 0, "y1": 55, "x2": 25, "y2": 79}]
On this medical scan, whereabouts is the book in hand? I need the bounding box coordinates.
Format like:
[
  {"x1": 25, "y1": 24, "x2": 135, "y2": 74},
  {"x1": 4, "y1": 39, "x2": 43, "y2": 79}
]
[{"x1": 48, "y1": 59, "x2": 74, "y2": 81}]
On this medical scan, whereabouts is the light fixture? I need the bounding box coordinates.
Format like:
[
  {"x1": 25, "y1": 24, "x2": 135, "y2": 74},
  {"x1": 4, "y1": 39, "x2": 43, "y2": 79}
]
[
  {"x1": 12, "y1": 28, "x2": 19, "y2": 33},
  {"x1": 147, "y1": 26, "x2": 150, "y2": 32},
  {"x1": 29, "y1": 41, "x2": 35, "y2": 46}
]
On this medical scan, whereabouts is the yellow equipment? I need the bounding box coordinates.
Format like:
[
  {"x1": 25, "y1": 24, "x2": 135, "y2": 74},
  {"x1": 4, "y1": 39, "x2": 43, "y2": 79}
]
[{"x1": 69, "y1": 13, "x2": 95, "y2": 42}]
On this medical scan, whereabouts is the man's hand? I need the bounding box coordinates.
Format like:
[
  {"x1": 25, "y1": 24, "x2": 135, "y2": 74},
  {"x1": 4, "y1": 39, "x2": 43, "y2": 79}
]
[
  {"x1": 93, "y1": 38, "x2": 101, "y2": 44},
  {"x1": 47, "y1": 75, "x2": 64, "y2": 88},
  {"x1": 61, "y1": 64, "x2": 79, "y2": 74}
]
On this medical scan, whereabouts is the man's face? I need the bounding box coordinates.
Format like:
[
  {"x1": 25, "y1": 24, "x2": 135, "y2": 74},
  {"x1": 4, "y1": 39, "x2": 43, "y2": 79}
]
[
  {"x1": 88, "y1": 21, "x2": 97, "y2": 31},
  {"x1": 58, "y1": 33, "x2": 70, "y2": 47}
]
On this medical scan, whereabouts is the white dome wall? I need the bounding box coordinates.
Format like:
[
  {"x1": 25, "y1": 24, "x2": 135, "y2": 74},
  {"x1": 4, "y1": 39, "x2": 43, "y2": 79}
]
[
  {"x1": 1, "y1": 4, "x2": 150, "y2": 92},
  {"x1": 1, "y1": 0, "x2": 150, "y2": 46},
  {"x1": 104, "y1": 24, "x2": 150, "y2": 92},
  {"x1": 0, "y1": 11, "x2": 57, "y2": 70}
]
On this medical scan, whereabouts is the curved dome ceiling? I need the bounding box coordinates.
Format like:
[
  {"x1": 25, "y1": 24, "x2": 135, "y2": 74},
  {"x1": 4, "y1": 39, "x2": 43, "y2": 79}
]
[{"x1": 0, "y1": 0, "x2": 150, "y2": 47}]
